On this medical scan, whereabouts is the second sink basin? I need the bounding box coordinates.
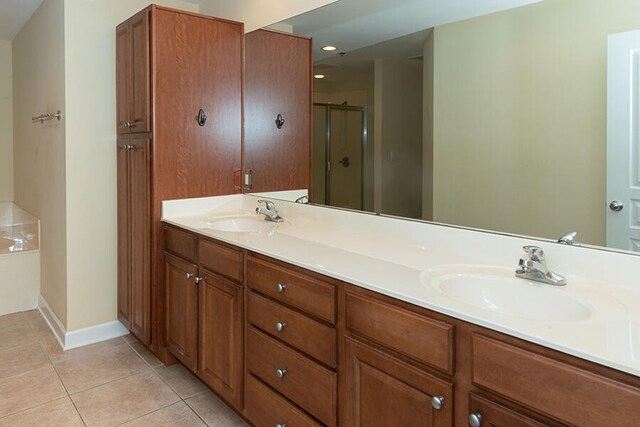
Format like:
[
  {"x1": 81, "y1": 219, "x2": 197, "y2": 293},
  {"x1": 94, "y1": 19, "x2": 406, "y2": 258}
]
[{"x1": 420, "y1": 265, "x2": 621, "y2": 322}]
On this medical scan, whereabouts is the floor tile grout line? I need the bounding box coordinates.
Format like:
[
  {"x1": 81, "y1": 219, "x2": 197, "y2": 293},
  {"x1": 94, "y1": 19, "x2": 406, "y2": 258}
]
[
  {"x1": 184, "y1": 395, "x2": 215, "y2": 427},
  {"x1": 112, "y1": 400, "x2": 186, "y2": 427},
  {"x1": 49, "y1": 362, "x2": 88, "y2": 426}
]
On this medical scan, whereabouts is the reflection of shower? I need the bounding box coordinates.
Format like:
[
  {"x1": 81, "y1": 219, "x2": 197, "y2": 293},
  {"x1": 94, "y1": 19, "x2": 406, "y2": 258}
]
[{"x1": 313, "y1": 103, "x2": 367, "y2": 210}]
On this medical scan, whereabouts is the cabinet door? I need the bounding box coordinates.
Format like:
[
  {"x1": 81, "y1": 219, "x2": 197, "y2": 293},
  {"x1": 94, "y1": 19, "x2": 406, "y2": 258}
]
[
  {"x1": 129, "y1": 139, "x2": 151, "y2": 343},
  {"x1": 116, "y1": 22, "x2": 131, "y2": 134},
  {"x1": 245, "y1": 29, "x2": 312, "y2": 193},
  {"x1": 198, "y1": 270, "x2": 243, "y2": 410},
  {"x1": 343, "y1": 337, "x2": 453, "y2": 427},
  {"x1": 116, "y1": 141, "x2": 130, "y2": 326},
  {"x1": 129, "y1": 9, "x2": 150, "y2": 133},
  {"x1": 165, "y1": 252, "x2": 199, "y2": 372}
]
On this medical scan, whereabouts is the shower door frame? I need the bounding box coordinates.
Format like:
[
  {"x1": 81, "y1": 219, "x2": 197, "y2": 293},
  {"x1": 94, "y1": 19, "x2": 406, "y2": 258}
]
[{"x1": 314, "y1": 103, "x2": 368, "y2": 209}]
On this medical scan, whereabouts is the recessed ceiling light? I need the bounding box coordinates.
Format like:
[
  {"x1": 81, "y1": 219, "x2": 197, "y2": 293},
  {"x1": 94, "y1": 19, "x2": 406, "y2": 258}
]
[
  {"x1": 322, "y1": 46, "x2": 337, "y2": 51},
  {"x1": 314, "y1": 74, "x2": 325, "y2": 79}
]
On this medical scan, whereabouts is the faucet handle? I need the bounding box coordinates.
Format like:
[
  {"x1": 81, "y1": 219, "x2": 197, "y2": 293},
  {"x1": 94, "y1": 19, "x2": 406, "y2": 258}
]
[
  {"x1": 257, "y1": 199, "x2": 276, "y2": 211},
  {"x1": 522, "y1": 246, "x2": 545, "y2": 262}
]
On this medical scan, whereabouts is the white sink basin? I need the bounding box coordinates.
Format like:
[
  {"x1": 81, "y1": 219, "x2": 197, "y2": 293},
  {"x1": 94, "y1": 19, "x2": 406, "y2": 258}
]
[
  {"x1": 202, "y1": 216, "x2": 276, "y2": 233},
  {"x1": 420, "y1": 265, "x2": 622, "y2": 322}
]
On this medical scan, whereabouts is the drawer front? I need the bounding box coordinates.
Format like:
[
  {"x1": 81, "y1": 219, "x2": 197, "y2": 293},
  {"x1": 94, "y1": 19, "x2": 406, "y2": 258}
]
[
  {"x1": 247, "y1": 257, "x2": 335, "y2": 324},
  {"x1": 469, "y1": 393, "x2": 549, "y2": 427},
  {"x1": 471, "y1": 334, "x2": 640, "y2": 427},
  {"x1": 247, "y1": 327, "x2": 337, "y2": 426},
  {"x1": 345, "y1": 292, "x2": 454, "y2": 374},
  {"x1": 199, "y1": 238, "x2": 243, "y2": 283},
  {"x1": 247, "y1": 291, "x2": 337, "y2": 367},
  {"x1": 164, "y1": 225, "x2": 197, "y2": 262},
  {"x1": 245, "y1": 374, "x2": 322, "y2": 427}
]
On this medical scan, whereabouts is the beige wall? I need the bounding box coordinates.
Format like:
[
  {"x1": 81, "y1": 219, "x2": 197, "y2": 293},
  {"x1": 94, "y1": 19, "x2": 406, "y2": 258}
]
[
  {"x1": 63, "y1": 0, "x2": 199, "y2": 331},
  {"x1": 13, "y1": 0, "x2": 68, "y2": 324},
  {"x1": 375, "y1": 59, "x2": 423, "y2": 218},
  {"x1": 0, "y1": 40, "x2": 13, "y2": 202},
  {"x1": 432, "y1": 0, "x2": 640, "y2": 246},
  {"x1": 199, "y1": 0, "x2": 338, "y2": 32}
]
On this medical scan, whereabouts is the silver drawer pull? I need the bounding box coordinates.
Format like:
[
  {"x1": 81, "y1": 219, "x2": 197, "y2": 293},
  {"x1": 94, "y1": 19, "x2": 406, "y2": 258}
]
[
  {"x1": 276, "y1": 283, "x2": 286, "y2": 293},
  {"x1": 276, "y1": 368, "x2": 287, "y2": 378},
  {"x1": 468, "y1": 413, "x2": 483, "y2": 427},
  {"x1": 276, "y1": 322, "x2": 286, "y2": 332},
  {"x1": 431, "y1": 395, "x2": 444, "y2": 410},
  {"x1": 276, "y1": 424, "x2": 286, "y2": 427}
]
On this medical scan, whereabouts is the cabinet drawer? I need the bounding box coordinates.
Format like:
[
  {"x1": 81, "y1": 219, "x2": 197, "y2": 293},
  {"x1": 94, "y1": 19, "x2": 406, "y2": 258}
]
[
  {"x1": 164, "y1": 226, "x2": 197, "y2": 262},
  {"x1": 245, "y1": 374, "x2": 322, "y2": 427},
  {"x1": 247, "y1": 257, "x2": 335, "y2": 324},
  {"x1": 471, "y1": 334, "x2": 640, "y2": 427},
  {"x1": 247, "y1": 327, "x2": 337, "y2": 426},
  {"x1": 247, "y1": 291, "x2": 337, "y2": 368},
  {"x1": 469, "y1": 393, "x2": 549, "y2": 427},
  {"x1": 345, "y1": 292, "x2": 454, "y2": 374},
  {"x1": 199, "y1": 238, "x2": 243, "y2": 283}
]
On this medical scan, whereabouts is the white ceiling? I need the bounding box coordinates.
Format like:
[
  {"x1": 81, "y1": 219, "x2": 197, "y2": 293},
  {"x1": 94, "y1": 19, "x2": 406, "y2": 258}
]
[
  {"x1": 280, "y1": 0, "x2": 543, "y2": 62},
  {"x1": 0, "y1": 0, "x2": 44, "y2": 40}
]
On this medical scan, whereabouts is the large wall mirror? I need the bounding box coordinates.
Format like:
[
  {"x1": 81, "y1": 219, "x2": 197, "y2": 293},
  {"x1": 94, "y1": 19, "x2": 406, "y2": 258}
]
[{"x1": 247, "y1": 0, "x2": 640, "y2": 255}]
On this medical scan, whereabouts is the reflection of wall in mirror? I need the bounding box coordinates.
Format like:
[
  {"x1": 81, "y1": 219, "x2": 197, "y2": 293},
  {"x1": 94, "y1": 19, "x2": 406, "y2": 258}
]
[
  {"x1": 430, "y1": 0, "x2": 640, "y2": 247},
  {"x1": 0, "y1": 40, "x2": 12, "y2": 202}
]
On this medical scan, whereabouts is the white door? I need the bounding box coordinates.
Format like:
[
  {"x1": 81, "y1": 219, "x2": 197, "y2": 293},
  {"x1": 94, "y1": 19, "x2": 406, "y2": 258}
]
[{"x1": 607, "y1": 30, "x2": 640, "y2": 252}]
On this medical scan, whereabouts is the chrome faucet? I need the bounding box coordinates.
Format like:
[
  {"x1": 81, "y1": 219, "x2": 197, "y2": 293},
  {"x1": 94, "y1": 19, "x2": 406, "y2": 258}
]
[
  {"x1": 295, "y1": 195, "x2": 309, "y2": 204},
  {"x1": 256, "y1": 200, "x2": 284, "y2": 223},
  {"x1": 557, "y1": 231, "x2": 580, "y2": 246},
  {"x1": 515, "y1": 246, "x2": 566, "y2": 286}
]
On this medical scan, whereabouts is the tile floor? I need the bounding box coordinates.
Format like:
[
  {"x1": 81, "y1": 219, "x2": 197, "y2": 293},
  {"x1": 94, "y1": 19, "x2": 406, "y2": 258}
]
[{"x1": 0, "y1": 310, "x2": 248, "y2": 426}]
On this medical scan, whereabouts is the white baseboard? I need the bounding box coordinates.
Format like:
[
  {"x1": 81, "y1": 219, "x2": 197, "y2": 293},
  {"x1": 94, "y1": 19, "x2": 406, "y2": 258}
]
[{"x1": 38, "y1": 295, "x2": 128, "y2": 350}]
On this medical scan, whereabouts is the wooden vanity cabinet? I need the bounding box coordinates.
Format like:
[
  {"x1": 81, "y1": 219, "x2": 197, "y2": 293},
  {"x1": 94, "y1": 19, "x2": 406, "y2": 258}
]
[
  {"x1": 244, "y1": 29, "x2": 312, "y2": 194},
  {"x1": 116, "y1": 6, "x2": 243, "y2": 358},
  {"x1": 163, "y1": 226, "x2": 244, "y2": 411}
]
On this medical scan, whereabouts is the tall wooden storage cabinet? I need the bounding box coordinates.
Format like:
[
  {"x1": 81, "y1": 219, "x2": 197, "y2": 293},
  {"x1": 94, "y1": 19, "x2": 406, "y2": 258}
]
[
  {"x1": 244, "y1": 29, "x2": 313, "y2": 194},
  {"x1": 116, "y1": 5, "x2": 243, "y2": 355}
]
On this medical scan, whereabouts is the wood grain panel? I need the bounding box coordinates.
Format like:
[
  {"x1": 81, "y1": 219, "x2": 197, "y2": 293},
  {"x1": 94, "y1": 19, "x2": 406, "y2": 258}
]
[
  {"x1": 471, "y1": 334, "x2": 640, "y2": 427},
  {"x1": 343, "y1": 337, "x2": 453, "y2": 427},
  {"x1": 164, "y1": 252, "x2": 198, "y2": 372},
  {"x1": 129, "y1": 139, "x2": 151, "y2": 343},
  {"x1": 345, "y1": 291, "x2": 454, "y2": 374},
  {"x1": 247, "y1": 291, "x2": 337, "y2": 368},
  {"x1": 247, "y1": 327, "x2": 337, "y2": 426},
  {"x1": 244, "y1": 29, "x2": 312, "y2": 193},
  {"x1": 130, "y1": 9, "x2": 150, "y2": 133},
  {"x1": 164, "y1": 225, "x2": 197, "y2": 262},
  {"x1": 153, "y1": 8, "x2": 242, "y2": 201},
  {"x1": 245, "y1": 374, "x2": 322, "y2": 427},
  {"x1": 198, "y1": 270, "x2": 243, "y2": 411},
  {"x1": 199, "y1": 238, "x2": 243, "y2": 283},
  {"x1": 115, "y1": 23, "x2": 130, "y2": 134},
  {"x1": 116, "y1": 141, "x2": 130, "y2": 327},
  {"x1": 247, "y1": 256, "x2": 335, "y2": 323}
]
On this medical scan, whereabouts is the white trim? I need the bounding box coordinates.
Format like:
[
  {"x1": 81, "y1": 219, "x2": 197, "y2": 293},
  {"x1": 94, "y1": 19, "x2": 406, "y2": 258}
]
[{"x1": 37, "y1": 295, "x2": 128, "y2": 350}]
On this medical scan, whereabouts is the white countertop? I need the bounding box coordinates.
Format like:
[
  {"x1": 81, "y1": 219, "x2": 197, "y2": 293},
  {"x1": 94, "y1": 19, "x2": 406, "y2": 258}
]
[{"x1": 163, "y1": 194, "x2": 640, "y2": 377}]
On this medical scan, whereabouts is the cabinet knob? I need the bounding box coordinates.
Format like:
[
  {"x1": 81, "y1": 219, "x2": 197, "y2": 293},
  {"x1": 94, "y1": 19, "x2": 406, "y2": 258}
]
[
  {"x1": 276, "y1": 368, "x2": 287, "y2": 378},
  {"x1": 195, "y1": 276, "x2": 203, "y2": 285},
  {"x1": 276, "y1": 322, "x2": 286, "y2": 332},
  {"x1": 275, "y1": 113, "x2": 285, "y2": 129},
  {"x1": 122, "y1": 121, "x2": 132, "y2": 128},
  {"x1": 468, "y1": 413, "x2": 483, "y2": 427},
  {"x1": 431, "y1": 396, "x2": 445, "y2": 410},
  {"x1": 276, "y1": 424, "x2": 286, "y2": 427},
  {"x1": 276, "y1": 283, "x2": 286, "y2": 293},
  {"x1": 185, "y1": 273, "x2": 193, "y2": 279}
]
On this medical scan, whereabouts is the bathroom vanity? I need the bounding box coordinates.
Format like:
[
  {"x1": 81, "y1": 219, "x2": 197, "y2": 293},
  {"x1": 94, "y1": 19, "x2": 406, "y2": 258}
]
[{"x1": 161, "y1": 195, "x2": 640, "y2": 427}]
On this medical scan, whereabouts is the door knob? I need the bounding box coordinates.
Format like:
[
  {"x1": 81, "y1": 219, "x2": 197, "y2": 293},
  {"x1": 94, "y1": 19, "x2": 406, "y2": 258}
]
[
  {"x1": 609, "y1": 200, "x2": 624, "y2": 212},
  {"x1": 197, "y1": 109, "x2": 207, "y2": 126},
  {"x1": 275, "y1": 113, "x2": 285, "y2": 129},
  {"x1": 431, "y1": 396, "x2": 444, "y2": 410},
  {"x1": 468, "y1": 413, "x2": 483, "y2": 427}
]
